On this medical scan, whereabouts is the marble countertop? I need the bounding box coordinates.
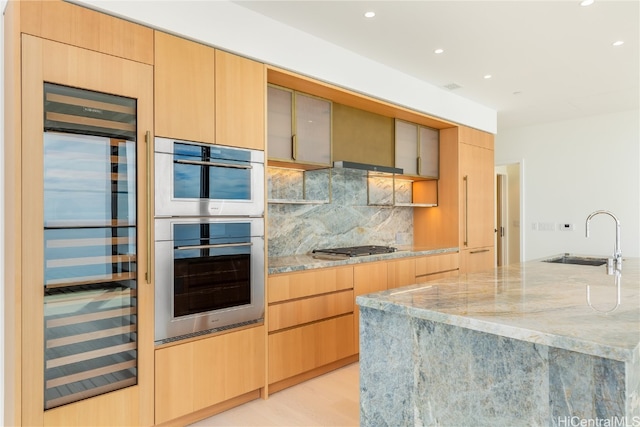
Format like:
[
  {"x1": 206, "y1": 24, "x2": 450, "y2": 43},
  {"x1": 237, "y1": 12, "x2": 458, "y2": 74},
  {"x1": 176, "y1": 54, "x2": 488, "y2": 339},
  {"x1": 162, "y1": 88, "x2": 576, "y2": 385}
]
[
  {"x1": 357, "y1": 256, "x2": 640, "y2": 362},
  {"x1": 268, "y1": 246, "x2": 458, "y2": 275}
]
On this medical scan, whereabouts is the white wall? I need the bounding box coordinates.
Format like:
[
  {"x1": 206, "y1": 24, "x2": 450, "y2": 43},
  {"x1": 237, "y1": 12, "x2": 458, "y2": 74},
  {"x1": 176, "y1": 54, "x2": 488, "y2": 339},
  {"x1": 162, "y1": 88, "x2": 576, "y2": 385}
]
[{"x1": 496, "y1": 109, "x2": 640, "y2": 261}]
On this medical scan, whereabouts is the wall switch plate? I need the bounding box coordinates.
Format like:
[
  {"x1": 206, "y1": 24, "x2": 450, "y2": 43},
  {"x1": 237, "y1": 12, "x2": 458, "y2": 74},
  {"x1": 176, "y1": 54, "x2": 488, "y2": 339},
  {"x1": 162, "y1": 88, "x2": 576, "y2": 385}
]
[
  {"x1": 538, "y1": 222, "x2": 555, "y2": 231},
  {"x1": 558, "y1": 223, "x2": 574, "y2": 231}
]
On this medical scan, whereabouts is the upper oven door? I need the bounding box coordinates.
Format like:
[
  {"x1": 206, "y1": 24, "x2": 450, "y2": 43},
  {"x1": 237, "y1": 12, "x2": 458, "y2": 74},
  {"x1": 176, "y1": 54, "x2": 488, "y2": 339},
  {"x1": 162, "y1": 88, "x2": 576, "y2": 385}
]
[{"x1": 155, "y1": 137, "x2": 265, "y2": 217}]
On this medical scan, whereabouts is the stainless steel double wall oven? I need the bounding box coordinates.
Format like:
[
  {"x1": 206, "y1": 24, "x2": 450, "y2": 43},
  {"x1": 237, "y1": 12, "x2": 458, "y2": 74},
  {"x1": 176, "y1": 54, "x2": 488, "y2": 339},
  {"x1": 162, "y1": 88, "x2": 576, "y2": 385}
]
[{"x1": 154, "y1": 137, "x2": 265, "y2": 344}]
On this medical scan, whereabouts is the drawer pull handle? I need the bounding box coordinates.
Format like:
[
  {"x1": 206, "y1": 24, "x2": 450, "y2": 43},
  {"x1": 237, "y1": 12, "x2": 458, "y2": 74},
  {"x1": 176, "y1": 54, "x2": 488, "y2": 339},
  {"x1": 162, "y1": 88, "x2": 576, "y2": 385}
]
[
  {"x1": 176, "y1": 242, "x2": 253, "y2": 250},
  {"x1": 470, "y1": 249, "x2": 490, "y2": 254}
]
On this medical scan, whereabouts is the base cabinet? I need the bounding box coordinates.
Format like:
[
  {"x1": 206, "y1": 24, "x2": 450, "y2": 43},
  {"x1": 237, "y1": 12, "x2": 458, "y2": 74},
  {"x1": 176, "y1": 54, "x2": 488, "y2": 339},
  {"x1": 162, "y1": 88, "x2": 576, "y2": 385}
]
[
  {"x1": 354, "y1": 262, "x2": 388, "y2": 353},
  {"x1": 268, "y1": 314, "x2": 355, "y2": 385},
  {"x1": 267, "y1": 266, "x2": 356, "y2": 390},
  {"x1": 387, "y1": 258, "x2": 417, "y2": 289},
  {"x1": 415, "y1": 252, "x2": 459, "y2": 282},
  {"x1": 154, "y1": 326, "x2": 265, "y2": 425},
  {"x1": 460, "y1": 247, "x2": 495, "y2": 274}
]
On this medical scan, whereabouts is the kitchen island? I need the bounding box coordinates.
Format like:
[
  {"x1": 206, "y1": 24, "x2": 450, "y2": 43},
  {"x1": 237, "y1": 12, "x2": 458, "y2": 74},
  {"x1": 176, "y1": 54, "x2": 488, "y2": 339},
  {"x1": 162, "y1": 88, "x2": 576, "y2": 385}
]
[{"x1": 357, "y1": 257, "x2": 640, "y2": 426}]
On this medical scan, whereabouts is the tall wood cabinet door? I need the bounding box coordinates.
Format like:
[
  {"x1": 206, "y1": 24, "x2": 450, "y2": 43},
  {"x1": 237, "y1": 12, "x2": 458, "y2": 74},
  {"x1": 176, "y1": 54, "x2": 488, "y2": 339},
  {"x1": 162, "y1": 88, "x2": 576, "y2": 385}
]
[
  {"x1": 460, "y1": 143, "x2": 495, "y2": 250},
  {"x1": 215, "y1": 50, "x2": 266, "y2": 150},
  {"x1": 154, "y1": 343, "x2": 195, "y2": 424},
  {"x1": 354, "y1": 262, "x2": 388, "y2": 353},
  {"x1": 193, "y1": 326, "x2": 265, "y2": 411},
  {"x1": 21, "y1": 35, "x2": 154, "y2": 427},
  {"x1": 154, "y1": 31, "x2": 216, "y2": 143}
]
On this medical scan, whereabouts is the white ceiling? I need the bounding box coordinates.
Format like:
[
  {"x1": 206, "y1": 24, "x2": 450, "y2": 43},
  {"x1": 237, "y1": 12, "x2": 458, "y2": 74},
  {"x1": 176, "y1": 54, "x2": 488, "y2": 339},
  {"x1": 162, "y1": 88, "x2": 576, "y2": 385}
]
[{"x1": 233, "y1": 0, "x2": 639, "y2": 130}]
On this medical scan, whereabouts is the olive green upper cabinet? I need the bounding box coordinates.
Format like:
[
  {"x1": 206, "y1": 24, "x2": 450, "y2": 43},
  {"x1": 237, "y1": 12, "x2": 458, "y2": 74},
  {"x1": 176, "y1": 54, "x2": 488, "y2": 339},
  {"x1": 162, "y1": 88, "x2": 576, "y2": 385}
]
[
  {"x1": 395, "y1": 119, "x2": 439, "y2": 178},
  {"x1": 267, "y1": 85, "x2": 331, "y2": 167}
]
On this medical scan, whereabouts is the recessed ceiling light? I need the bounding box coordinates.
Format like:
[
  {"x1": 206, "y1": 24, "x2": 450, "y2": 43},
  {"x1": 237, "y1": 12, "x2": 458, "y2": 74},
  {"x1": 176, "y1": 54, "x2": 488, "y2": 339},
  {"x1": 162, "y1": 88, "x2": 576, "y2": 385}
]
[
  {"x1": 580, "y1": 0, "x2": 594, "y2": 6},
  {"x1": 613, "y1": 40, "x2": 624, "y2": 46},
  {"x1": 484, "y1": 74, "x2": 492, "y2": 79},
  {"x1": 364, "y1": 11, "x2": 376, "y2": 18},
  {"x1": 434, "y1": 48, "x2": 444, "y2": 54}
]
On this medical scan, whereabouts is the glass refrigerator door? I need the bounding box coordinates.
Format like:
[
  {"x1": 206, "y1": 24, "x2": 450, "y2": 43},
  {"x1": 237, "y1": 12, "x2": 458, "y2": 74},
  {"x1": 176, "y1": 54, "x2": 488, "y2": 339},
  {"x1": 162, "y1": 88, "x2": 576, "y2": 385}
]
[{"x1": 42, "y1": 84, "x2": 139, "y2": 409}]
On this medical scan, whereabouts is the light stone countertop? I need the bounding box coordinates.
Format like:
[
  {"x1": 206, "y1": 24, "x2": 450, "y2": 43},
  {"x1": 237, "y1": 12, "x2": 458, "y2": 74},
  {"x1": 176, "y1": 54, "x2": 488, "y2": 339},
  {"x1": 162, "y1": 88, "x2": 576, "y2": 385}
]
[
  {"x1": 268, "y1": 246, "x2": 458, "y2": 275},
  {"x1": 357, "y1": 256, "x2": 640, "y2": 362}
]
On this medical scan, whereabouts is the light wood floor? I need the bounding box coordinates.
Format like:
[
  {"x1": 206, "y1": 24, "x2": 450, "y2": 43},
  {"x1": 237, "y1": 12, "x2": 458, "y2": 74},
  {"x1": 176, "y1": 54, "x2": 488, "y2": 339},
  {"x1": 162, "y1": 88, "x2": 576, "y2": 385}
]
[{"x1": 189, "y1": 363, "x2": 360, "y2": 427}]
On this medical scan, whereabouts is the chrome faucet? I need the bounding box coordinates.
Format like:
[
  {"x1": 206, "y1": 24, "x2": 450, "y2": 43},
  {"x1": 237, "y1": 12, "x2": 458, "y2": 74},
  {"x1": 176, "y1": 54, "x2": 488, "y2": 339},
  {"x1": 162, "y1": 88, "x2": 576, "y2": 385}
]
[{"x1": 585, "y1": 210, "x2": 622, "y2": 273}]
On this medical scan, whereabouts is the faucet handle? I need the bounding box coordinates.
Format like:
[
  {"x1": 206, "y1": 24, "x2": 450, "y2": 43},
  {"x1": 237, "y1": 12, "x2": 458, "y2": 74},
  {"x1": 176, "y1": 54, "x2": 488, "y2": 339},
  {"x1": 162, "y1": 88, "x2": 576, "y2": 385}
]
[{"x1": 606, "y1": 257, "x2": 615, "y2": 275}]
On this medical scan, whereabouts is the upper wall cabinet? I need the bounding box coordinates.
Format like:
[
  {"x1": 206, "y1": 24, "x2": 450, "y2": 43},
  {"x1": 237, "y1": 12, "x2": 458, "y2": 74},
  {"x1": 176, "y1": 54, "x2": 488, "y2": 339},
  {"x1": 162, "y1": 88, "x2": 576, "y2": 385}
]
[
  {"x1": 155, "y1": 32, "x2": 265, "y2": 150},
  {"x1": 154, "y1": 31, "x2": 216, "y2": 144},
  {"x1": 215, "y1": 50, "x2": 265, "y2": 151},
  {"x1": 20, "y1": 0, "x2": 154, "y2": 64},
  {"x1": 333, "y1": 103, "x2": 394, "y2": 168},
  {"x1": 268, "y1": 85, "x2": 331, "y2": 167},
  {"x1": 395, "y1": 119, "x2": 439, "y2": 179}
]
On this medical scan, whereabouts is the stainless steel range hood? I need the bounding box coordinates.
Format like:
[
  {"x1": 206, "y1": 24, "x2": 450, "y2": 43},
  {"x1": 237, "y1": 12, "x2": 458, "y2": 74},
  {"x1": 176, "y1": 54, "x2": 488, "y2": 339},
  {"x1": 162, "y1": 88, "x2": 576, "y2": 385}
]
[{"x1": 333, "y1": 161, "x2": 403, "y2": 174}]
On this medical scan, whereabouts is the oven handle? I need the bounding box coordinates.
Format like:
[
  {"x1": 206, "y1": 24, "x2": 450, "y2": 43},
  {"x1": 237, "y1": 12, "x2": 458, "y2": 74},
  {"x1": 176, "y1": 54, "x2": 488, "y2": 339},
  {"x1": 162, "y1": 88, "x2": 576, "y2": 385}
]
[
  {"x1": 175, "y1": 242, "x2": 253, "y2": 250},
  {"x1": 174, "y1": 159, "x2": 252, "y2": 170}
]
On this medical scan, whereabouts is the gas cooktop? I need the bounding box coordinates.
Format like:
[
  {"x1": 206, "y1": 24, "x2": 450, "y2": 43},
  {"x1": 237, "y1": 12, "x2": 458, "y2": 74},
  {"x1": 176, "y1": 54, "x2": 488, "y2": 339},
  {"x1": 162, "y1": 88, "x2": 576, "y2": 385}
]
[{"x1": 312, "y1": 245, "x2": 397, "y2": 257}]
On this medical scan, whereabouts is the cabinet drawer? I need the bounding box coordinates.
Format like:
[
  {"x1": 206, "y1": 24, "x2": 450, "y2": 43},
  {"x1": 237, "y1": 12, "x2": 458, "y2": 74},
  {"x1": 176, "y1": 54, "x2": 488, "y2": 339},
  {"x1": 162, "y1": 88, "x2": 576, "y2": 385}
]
[
  {"x1": 415, "y1": 253, "x2": 459, "y2": 276},
  {"x1": 416, "y1": 269, "x2": 459, "y2": 283},
  {"x1": 268, "y1": 290, "x2": 354, "y2": 332},
  {"x1": 460, "y1": 246, "x2": 495, "y2": 274},
  {"x1": 268, "y1": 314, "x2": 355, "y2": 384},
  {"x1": 268, "y1": 266, "x2": 353, "y2": 303}
]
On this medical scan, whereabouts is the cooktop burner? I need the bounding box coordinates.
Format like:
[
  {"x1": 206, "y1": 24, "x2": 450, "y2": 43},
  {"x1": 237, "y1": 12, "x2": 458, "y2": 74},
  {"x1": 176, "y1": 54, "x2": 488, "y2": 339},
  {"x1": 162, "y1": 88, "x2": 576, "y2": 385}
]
[{"x1": 312, "y1": 245, "x2": 397, "y2": 257}]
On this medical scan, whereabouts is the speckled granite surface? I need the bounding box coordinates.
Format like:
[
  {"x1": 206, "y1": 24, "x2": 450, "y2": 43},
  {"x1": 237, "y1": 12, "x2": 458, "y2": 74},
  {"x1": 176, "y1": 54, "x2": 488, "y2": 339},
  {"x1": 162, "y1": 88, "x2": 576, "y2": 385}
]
[
  {"x1": 358, "y1": 257, "x2": 640, "y2": 426},
  {"x1": 268, "y1": 246, "x2": 458, "y2": 275}
]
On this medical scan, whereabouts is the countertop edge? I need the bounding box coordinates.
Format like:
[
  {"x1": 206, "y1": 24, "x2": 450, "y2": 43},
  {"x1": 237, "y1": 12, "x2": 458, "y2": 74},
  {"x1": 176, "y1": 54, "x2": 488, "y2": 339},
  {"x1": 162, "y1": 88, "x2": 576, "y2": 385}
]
[{"x1": 356, "y1": 293, "x2": 638, "y2": 363}]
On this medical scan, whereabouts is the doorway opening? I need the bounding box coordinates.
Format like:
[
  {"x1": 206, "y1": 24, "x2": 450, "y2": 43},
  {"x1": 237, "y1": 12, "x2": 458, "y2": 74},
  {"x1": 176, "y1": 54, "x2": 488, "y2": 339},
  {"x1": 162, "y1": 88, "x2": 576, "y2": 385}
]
[{"x1": 495, "y1": 162, "x2": 522, "y2": 265}]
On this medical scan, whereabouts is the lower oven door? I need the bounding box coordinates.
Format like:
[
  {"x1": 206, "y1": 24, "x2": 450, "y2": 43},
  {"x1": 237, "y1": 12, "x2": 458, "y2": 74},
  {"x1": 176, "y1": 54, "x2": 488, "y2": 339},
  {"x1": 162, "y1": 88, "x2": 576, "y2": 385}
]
[{"x1": 154, "y1": 217, "x2": 265, "y2": 344}]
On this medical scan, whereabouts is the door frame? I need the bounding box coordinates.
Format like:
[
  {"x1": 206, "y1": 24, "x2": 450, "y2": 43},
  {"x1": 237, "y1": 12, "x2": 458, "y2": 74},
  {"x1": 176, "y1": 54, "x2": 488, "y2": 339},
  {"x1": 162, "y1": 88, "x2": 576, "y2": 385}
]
[{"x1": 494, "y1": 159, "x2": 525, "y2": 263}]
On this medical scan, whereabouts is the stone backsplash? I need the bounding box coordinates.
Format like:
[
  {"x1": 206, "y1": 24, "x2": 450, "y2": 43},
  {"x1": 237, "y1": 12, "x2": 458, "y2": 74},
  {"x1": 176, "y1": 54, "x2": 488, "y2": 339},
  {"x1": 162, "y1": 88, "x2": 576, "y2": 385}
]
[{"x1": 267, "y1": 167, "x2": 413, "y2": 257}]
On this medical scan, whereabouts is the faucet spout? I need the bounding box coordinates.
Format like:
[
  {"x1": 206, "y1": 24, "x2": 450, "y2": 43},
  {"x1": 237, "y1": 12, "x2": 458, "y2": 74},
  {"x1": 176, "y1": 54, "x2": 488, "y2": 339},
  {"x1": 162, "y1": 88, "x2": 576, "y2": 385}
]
[{"x1": 585, "y1": 210, "x2": 622, "y2": 272}]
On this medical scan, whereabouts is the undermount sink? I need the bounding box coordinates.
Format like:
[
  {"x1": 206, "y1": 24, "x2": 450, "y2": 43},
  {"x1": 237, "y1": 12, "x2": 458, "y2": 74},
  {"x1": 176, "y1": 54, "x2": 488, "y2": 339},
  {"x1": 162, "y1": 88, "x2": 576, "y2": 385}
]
[{"x1": 543, "y1": 254, "x2": 608, "y2": 266}]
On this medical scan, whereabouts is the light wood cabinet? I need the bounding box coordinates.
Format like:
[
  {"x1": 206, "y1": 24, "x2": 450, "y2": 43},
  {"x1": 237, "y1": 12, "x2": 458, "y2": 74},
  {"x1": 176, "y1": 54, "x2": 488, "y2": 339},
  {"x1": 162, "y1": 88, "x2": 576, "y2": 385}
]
[
  {"x1": 353, "y1": 261, "x2": 388, "y2": 353},
  {"x1": 460, "y1": 137, "x2": 495, "y2": 270},
  {"x1": 16, "y1": 34, "x2": 154, "y2": 427},
  {"x1": 215, "y1": 50, "x2": 265, "y2": 150},
  {"x1": 395, "y1": 119, "x2": 439, "y2": 178},
  {"x1": 154, "y1": 33, "x2": 265, "y2": 149},
  {"x1": 268, "y1": 266, "x2": 353, "y2": 303},
  {"x1": 155, "y1": 326, "x2": 265, "y2": 424},
  {"x1": 154, "y1": 31, "x2": 216, "y2": 143},
  {"x1": 267, "y1": 266, "x2": 355, "y2": 390},
  {"x1": 460, "y1": 246, "x2": 496, "y2": 274},
  {"x1": 268, "y1": 315, "x2": 355, "y2": 384},
  {"x1": 267, "y1": 85, "x2": 331, "y2": 166},
  {"x1": 268, "y1": 290, "x2": 354, "y2": 332},
  {"x1": 414, "y1": 126, "x2": 495, "y2": 273},
  {"x1": 20, "y1": 0, "x2": 154, "y2": 64},
  {"x1": 387, "y1": 258, "x2": 417, "y2": 289},
  {"x1": 415, "y1": 252, "x2": 459, "y2": 279}
]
